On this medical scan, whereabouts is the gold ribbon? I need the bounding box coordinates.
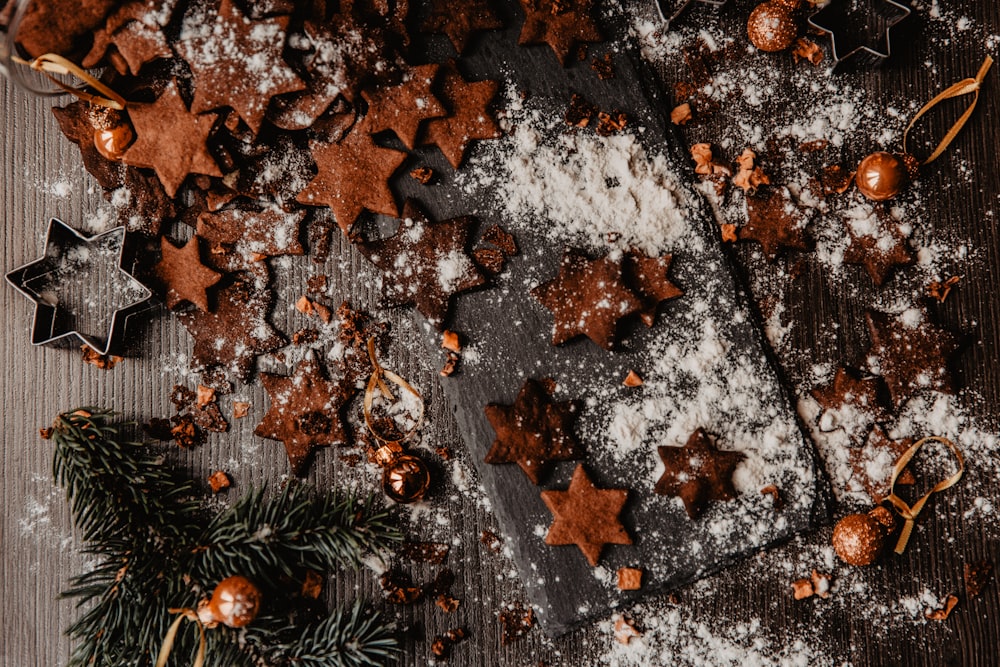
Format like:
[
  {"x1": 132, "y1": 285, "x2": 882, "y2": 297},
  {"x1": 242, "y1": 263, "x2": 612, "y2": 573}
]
[
  {"x1": 363, "y1": 337, "x2": 424, "y2": 445},
  {"x1": 11, "y1": 53, "x2": 126, "y2": 110},
  {"x1": 154, "y1": 608, "x2": 206, "y2": 667},
  {"x1": 884, "y1": 436, "x2": 964, "y2": 555},
  {"x1": 903, "y1": 55, "x2": 993, "y2": 166}
]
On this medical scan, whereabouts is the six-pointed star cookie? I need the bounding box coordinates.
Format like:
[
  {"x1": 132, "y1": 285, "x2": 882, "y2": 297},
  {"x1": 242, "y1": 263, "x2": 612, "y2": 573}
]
[
  {"x1": 540, "y1": 464, "x2": 631, "y2": 566},
  {"x1": 518, "y1": 0, "x2": 603, "y2": 66},
  {"x1": 175, "y1": 0, "x2": 305, "y2": 133},
  {"x1": 362, "y1": 64, "x2": 447, "y2": 149},
  {"x1": 421, "y1": 61, "x2": 501, "y2": 169},
  {"x1": 357, "y1": 200, "x2": 486, "y2": 329},
  {"x1": 155, "y1": 235, "x2": 221, "y2": 311},
  {"x1": 866, "y1": 309, "x2": 959, "y2": 410},
  {"x1": 655, "y1": 428, "x2": 745, "y2": 519},
  {"x1": 422, "y1": 0, "x2": 504, "y2": 53},
  {"x1": 739, "y1": 187, "x2": 811, "y2": 261},
  {"x1": 123, "y1": 78, "x2": 222, "y2": 197},
  {"x1": 296, "y1": 127, "x2": 408, "y2": 235},
  {"x1": 255, "y1": 356, "x2": 354, "y2": 476},
  {"x1": 178, "y1": 276, "x2": 286, "y2": 383},
  {"x1": 531, "y1": 249, "x2": 642, "y2": 350},
  {"x1": 623, "y1": 250, "x2": 683, "y2": 327},
  {"x1": 484, "y1": 378, "x2": 584, "y2": 484}
]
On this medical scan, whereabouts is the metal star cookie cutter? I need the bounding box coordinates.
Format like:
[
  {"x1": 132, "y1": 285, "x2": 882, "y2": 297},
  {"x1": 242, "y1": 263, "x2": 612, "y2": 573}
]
[
  {"x1": 808, "y1": 0, "x2": 911, "y2": 72},
  {"x1": 5, "y1": 218, "x2": 154, "y2": 355},
  {"x1": 655, "y1": 0, "x2": 729, "y2": 30}
]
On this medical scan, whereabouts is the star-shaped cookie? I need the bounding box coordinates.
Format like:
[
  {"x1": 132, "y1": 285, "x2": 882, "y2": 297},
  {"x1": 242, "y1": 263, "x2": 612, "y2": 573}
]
[
  {"x1": 421, "y1": 0, "x2": 504, "y2": 53},
  {"x1": 655, "y1": 428, "x2": 745, "y2": 519},
  {"x1": 296, "y1": 127, "x2": 407, "y2": 235},
  {"x1": 850, "y1": 424, "x2": 916, "y2": 503},
  {"x1": 540, "y1": 464, "x2": 631, "y2": 567},
  {"x1": 842, "y1": 212, "x2": 914, "y2": 285},
  {"x1": 421, "y1": 61, "x2": 501, "y2": 169},
  {"x1": 196, "y1": 204, "x2": 306, "y2": 273},
  {"x1": 155, "y1": 235, "x2": 221, "y2": 311},
  {"x1": 866, "y1": 309, "x2": 958, "y2": 409},
  {"x1": 739, "y1": 187, "x2": 811, "y2": 261},
  {"x1": 484, "y1": 378, "x2": 584, "y2": 484},
  {"x1": 178, "y1": 276, "x2": 286, "y2": 383},
  {"x1": 175, "y1": 0, "x2": 305, "y2": 133},
  {"x1": 82, "y1": 0, "x2": 176, "y2": 75},
  {"x1": 518, "y1": 0, "x2": 603, "y2": 66},
  {"x1": 531, "y1": 249, "x2": 642, "y2": 350},
  {"x1": 123, "y1": 78, "x2": 222, "y2": 197},
  {"x1": 255, "y1": 356, "x2": 354, "y2": 476},
  {"x1": 361, "y1": 64, "x2": 447, "y2": 149},
  {"x1": 357, "y1": 200, "x2": 486, "y2": 329},
  {"x1": 811, "y1": 366, "x2": 890, "y2": 440},
  {"x1": 623, "y1": 250, "x2": 683, "y2": 327}
]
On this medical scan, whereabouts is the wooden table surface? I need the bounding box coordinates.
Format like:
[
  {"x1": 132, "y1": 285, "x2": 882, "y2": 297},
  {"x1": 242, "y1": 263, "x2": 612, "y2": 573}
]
[{"x1": 3, "y1": 1, "x2": 1000, "y2": 665}]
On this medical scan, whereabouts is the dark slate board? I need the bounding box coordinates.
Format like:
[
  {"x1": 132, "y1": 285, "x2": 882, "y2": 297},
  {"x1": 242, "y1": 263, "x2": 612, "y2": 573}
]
[{"x1": 385, "y1": 0, "x2": 828, "y2": 636}]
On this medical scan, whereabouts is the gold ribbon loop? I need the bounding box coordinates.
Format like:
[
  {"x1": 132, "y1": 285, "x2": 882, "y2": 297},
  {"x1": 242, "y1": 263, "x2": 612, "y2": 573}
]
[
  {"x1": 903, "y1": 55, "x2": 993, "y2": 166},
  {"x1": 11, "y1": 53, "x2": 126, "y2": 110},
  {"x1": 154, "y1": 608, "x2": 206, "y2": 667},
  {"x1": 363, "y1": 338, "x2": 424, "y2": 445},
  {"x1": 884, "y1": 436, "x2": 965, "y2": 555}
]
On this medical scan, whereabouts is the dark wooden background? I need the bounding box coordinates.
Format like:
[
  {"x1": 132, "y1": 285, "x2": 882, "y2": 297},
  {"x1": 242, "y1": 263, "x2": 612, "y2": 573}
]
[{"x1": 2, "y1": 0, "x2": 1000, "y2": 665}]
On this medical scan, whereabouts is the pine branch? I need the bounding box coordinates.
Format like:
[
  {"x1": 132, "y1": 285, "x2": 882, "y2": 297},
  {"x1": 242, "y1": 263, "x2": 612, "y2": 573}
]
[
  {"x1": 190, "y1": 483, "x2": 401, "y2": 587},
  {"x1": 267, "y1": 602, "x2": 400, "y2": 667}
]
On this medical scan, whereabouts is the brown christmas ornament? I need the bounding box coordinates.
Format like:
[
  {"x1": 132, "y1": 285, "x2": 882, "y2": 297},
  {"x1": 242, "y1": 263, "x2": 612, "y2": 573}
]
[
  {"x1": 832, "y1": 506, "x2": 896, "y2": 566},
  {"x1": 747, "y1": 2, "x2": 797, "y2": 52},
  {"x1": 197, "y1": 575, "x2": 261, "y2": 628},
  {"x1": 855, "y1": 152, "x2": 916, "y2": 202},
  {"x1": 94, "y1": 123, "x2": 134, "y2": 161},
  {"x1": 382, "y1": 453, "x2": 432, "y2": 504}
]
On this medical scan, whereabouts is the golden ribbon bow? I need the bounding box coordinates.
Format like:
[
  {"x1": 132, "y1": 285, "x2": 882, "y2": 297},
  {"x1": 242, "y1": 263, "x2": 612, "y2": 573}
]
[
  {"x1": 11, "y1": 53, "x2": 126, "y2": 109},
  {"x1": 903, "y1": 55, "x2": 993, "y2": 166},
  {"x1": 363, "y1": 338, "x2": 424, "y2": 445},
  {"x1": 884, "y1": 436, "x2": 965, "y2": 555},
  {"x1": 154, "y1": 608, "x2": 206, "y2": 667}
]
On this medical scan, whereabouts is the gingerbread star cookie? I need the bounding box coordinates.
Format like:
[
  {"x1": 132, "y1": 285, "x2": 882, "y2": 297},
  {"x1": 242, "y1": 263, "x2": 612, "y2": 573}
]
[
  {"x1": 178, "y1": 276, "x2": 286, "y2": 383},
  {"x1": 175, "y1": 0, "x2": 305, "y2": 133},
  {"x1": 842, "y1": 211, "x2": 914, "y2": 286},
  {"x1": 655, "y1": 428, "x2": 745, "y2": 519},
  {"x1": 421, "y1": 0, "x2": 504, "y2": 53},
  {"x1": 531, "y1": 249, "x2": 642, "y2": 350},
  {"x1": 811, "y1": 366, "x2": 890, "y2": 440},
  {"x1": 155, "y1": 235, "x2": 221, "y2": 311},
  {"x1": 484, "y1": 378, "x2": 584, "y2": 484},
  {"x1": 296, "y1": 126, "x2": 407, "y2": 234},
  {"x1": 196, "y1": 204, "x2": 306, "y2": 273},
  {"x1": 540, "y1": 464, "x2": 631, "y2": 567},
  {"x1": 82, "y1": 0, "x2": 176, "y2": 75},
  {"x1": 739, "y1": 187, "x2": 811, "y2": 261},
  {"x1": 362, "y1": 63, "x2": 447, "y2": 149},
  {"x1": 623, "y1": 250, "x2": 683, "y2": 327},
  {"x1": 357, "y1": 200, "x2": 486, "y2": 329},
  {"x1": 866, "y1": 309, "x2": 958, "y2": 410},
  {"x1": 255, "y1": 356, "x2": 354, "y2": 476},
  {"x1": 518, "y1": 0, "x2": 603, "y2": 66},
  {"x1": 122, "y1": 78, "x2": 221, "y2": 197},
  {"x1": 850, "y1": 425, "x2": 915, "y2": 503},
  {"x1": 421, "y1": 61, "x2": 501, "y2": 169}
]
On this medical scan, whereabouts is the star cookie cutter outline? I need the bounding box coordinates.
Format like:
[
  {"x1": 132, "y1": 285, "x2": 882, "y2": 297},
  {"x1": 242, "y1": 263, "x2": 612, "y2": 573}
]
[
  {"x1": 655, "y1": 0, "x2": 729, "y2": 30},
  {"x1": 5, "y1": 218, "x2": 154, "y2": 355},
  {"x1": 808, "y1": 0, "x2": 912, "y2": 72}
]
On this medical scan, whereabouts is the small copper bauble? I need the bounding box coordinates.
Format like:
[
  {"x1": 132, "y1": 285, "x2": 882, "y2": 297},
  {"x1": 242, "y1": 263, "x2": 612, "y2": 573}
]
[
  {"x1": 832, "y1": 506, "x2": 896, "y2": 566},
  {"x1": 93, "y1": 123, "x2": 135, "y2": 161},
  {"x1": 747, "y1": 2, "x2": 798, "y2": 52},
  {"x1": 855, "y1": 151, "x2": 916, "y2": 201},
  {"x1": 197, "y1": 575, "x2": 262, "y2": 628},
  {"x1": 382, "y1": 453, "x2": 431, "y2": 503}
]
